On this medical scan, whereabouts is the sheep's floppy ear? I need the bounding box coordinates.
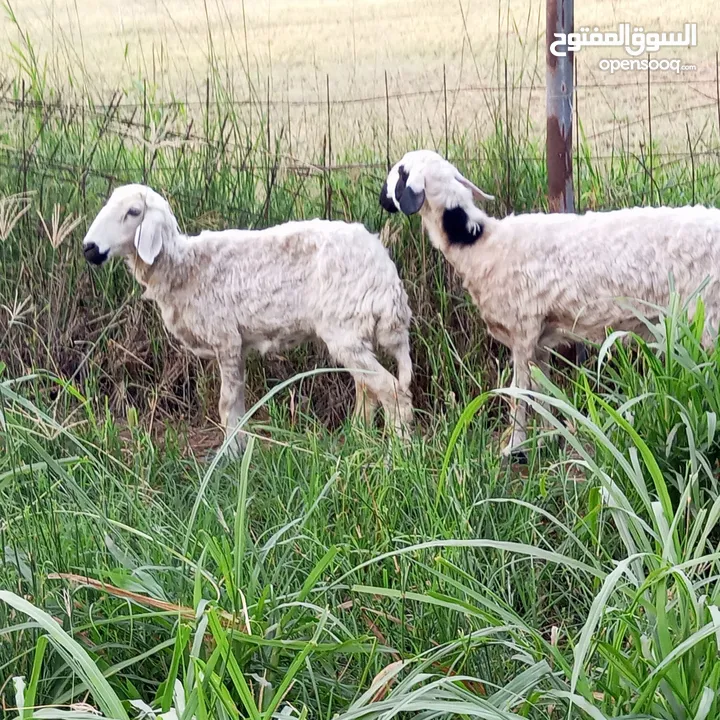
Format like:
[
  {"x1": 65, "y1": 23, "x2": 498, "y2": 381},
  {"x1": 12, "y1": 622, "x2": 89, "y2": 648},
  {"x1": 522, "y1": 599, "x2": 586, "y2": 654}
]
[
  {"x1": 397, "y1": 164, "x2": 426, "y2": 215},
  {"x1": 454, "y1": 173, "x2": 495, "y2": 202},
  {"x1": 133, "y1": 208, "x2": 169, "y2": 265}
]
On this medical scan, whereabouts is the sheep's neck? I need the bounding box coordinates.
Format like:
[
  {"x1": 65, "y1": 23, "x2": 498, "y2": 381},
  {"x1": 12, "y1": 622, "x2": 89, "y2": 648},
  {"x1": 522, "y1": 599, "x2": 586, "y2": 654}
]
[
  {"x1": 420, "y1": 207, "x2": 490, "y2": 283},
  {"x1": 126, "y1": 233, "x2": 189, "y2": 299}
]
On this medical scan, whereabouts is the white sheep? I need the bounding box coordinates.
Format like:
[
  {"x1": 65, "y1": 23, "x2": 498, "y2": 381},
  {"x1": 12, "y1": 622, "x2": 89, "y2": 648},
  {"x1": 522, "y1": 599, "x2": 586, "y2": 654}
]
[
  {"x1": 380, "y1": 149, "x2": 720, "y2": 461},
  {"x1": 82, "y1": 184, "x2": 414, "y2": 456}
]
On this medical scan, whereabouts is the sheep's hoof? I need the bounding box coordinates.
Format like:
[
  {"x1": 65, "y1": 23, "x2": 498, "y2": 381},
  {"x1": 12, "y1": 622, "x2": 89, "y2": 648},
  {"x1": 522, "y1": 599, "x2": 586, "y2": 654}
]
[
  {"x1": 574, "y1": 343, "x2": 589, "y2": 366},
  {"x1": 500, "y1": 444, "x2": 528, "y2": 466}
]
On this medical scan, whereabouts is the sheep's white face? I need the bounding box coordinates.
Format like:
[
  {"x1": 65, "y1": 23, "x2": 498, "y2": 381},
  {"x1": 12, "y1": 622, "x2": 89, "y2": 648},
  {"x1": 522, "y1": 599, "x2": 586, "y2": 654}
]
[
  {"x1": 82, "y1": 184, "x2": 175, "y2": 267},
  {"x1": 380, "y1": 149, "x2": 494, "y2": 245}
]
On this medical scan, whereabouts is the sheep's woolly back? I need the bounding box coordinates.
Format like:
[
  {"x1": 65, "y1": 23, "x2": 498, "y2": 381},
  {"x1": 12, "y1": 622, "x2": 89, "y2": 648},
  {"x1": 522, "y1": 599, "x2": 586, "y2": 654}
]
[
  {"x1": 160, "y1": 219, "x2": 411, "y2": 354},
  {"x1": 380, "y1": 149, "x2": 720, "y2": 348},
  {"x1": 471, "y1": 204, "x2": 720, "y2": 346}
]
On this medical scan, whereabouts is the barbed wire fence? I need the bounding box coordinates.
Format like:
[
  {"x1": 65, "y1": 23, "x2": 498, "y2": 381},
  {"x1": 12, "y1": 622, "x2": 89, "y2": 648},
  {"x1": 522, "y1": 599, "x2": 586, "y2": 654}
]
[{"x1": 1, "y1": 60, "x2": 720, "y2": 220}]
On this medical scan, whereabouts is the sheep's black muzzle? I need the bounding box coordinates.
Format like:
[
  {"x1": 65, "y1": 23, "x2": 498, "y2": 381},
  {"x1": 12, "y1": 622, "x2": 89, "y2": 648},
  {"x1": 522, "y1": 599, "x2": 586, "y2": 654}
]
[{"x1": 83, "y1": 242, "x2": 109, "y2": 266}]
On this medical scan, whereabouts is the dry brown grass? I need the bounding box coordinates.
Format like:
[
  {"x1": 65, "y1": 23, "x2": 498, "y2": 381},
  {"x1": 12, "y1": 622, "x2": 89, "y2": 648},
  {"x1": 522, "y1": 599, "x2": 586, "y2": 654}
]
[{"x1": 2, "y1": 0, "x2": 719, "y2": 153}]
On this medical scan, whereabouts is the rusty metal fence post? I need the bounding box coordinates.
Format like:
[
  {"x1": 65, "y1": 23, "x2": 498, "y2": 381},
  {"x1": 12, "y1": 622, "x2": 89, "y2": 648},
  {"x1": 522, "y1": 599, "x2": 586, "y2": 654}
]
[{"x1": 546, "y1": 0, "x2": 575, "y2": 213}]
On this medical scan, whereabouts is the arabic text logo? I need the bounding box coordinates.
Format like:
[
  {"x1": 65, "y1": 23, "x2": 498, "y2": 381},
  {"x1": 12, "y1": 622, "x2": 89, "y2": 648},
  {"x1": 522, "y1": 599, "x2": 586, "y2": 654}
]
[{"x1": 550, "y1": 23, "x2": 697, "y2": 58}]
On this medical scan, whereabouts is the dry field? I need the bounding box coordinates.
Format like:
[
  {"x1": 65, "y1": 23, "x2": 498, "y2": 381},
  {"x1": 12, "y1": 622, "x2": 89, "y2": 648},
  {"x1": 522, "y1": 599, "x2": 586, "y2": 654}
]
[{"x1": 2, "y1": 0, "x2": 720, "y2": 154}]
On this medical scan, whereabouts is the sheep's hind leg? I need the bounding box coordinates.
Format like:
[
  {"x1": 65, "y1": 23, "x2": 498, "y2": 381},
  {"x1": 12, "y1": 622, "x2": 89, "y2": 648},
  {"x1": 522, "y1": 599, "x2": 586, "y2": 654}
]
[
  {"x1": 377, "y1": 330, "x2": 414, "y2": 433},
  {"x1": 326, "y1": 337, "x2": 412, "y2": 441},
  {"x1": 353, "y1": 379, "x2": 379, "y2": 426},
  {"x1": 216, "y1": 351, "x2": 247, "y2": 460}
]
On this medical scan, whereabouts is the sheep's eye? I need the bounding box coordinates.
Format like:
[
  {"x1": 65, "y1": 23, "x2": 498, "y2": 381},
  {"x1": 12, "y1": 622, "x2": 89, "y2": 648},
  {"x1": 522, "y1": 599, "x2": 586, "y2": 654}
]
[{"x1": 126, "y1": 207, "x2": 142, "y2": 218}]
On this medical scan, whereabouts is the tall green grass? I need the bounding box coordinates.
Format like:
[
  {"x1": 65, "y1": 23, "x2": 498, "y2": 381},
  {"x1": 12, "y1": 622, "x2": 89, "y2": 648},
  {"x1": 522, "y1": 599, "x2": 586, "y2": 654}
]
[{"x1": 4, "y1": 307, "x2": 720, "y2": 719}]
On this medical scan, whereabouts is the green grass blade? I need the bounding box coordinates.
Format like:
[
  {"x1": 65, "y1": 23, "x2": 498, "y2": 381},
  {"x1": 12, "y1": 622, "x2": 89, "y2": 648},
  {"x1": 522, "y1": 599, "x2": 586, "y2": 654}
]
[{"x1": 0, "y1": 591, "x2": 129, "y2": 720}]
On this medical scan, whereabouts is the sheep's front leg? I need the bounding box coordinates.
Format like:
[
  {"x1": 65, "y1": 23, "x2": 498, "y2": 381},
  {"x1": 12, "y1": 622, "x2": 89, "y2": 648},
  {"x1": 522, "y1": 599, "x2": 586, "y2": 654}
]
[
  {"x1": 501, "y1": 345, "x2": 533, "y2": 463},
  {"x1": 217, "y1": 351, "x2": 247, "y2": 458}
]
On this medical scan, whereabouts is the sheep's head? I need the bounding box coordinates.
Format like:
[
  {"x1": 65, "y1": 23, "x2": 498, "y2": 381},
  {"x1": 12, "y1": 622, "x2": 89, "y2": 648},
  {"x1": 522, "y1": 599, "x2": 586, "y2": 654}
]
[
  {"x1": 379, "y1": 150, "x2": 494, "y2": 246},
  {"x1": 82, "y1": 184, "x2": 178, "y2": 267}
]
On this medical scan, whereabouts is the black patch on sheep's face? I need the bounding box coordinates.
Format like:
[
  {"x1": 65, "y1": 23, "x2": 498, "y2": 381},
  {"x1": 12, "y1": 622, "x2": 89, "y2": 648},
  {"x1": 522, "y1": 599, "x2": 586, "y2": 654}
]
[
  {"x1": 379, "y1": 179, "x2": 398, "y2": 213},
  {"x1": 442, "y1": 206, "x2": 483, "y2": 245},
  {"x1": 393, "y1": 164, "x2": 425, "y2": 215}
]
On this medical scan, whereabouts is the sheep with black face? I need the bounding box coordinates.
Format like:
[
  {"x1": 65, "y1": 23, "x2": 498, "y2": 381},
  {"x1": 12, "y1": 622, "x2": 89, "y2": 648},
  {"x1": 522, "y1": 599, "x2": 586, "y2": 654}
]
[
  {"x1": 83, "y1": 184, "x2": 414, "y2": 456},
  {"x1": 381, "y1": 149, "x2": 720, "y2": 461}
]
